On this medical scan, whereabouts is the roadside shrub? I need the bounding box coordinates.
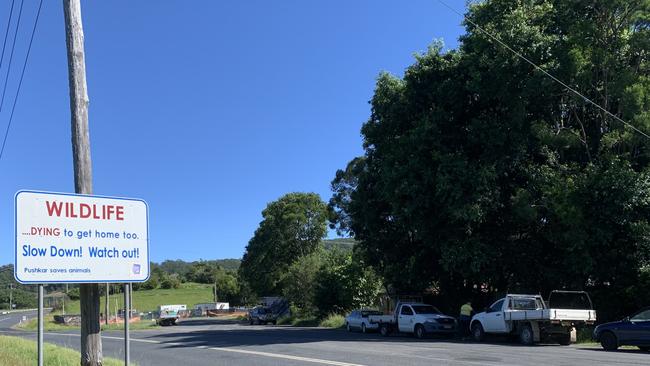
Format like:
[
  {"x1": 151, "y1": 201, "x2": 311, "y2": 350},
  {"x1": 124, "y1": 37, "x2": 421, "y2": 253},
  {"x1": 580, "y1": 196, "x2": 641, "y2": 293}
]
[
  {"x1": 67, "y1": 288, "x2": 80, "y2": 300},
  {"x1": 160, "y1": 275, "x2": 181, "y2": 289},
  {"x1": 139, "y1": 273, "x2": 160, "y2": 290},
  {"x1": 276, "y1": 315, "x2": 296, "y2": 325},
  {"x1": 292, "y1": 316, "x2": 319, "y2": 327},
  {"x1": 319, "y1": 314, "x2": 345, "y2": 328},
  {"x1": 276, "y1": 313, "x2": 319, "y2": 327}
]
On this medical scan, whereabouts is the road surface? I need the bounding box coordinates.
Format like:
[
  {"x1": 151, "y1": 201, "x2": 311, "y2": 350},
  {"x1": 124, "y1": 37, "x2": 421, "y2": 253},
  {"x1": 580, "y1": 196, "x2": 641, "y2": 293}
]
[{"x1": 1, "y1": 312, "x2": 648, "y2": 366}]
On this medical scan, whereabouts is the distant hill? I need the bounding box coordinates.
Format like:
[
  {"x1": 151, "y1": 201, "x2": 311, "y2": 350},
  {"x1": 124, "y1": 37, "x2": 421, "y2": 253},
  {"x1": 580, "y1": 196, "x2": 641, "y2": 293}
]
[
  {"x1": 157, "y1": 258, "x2": 241, "y2": 275},
  {"x1": 212, "y1": 259, "x2": 241, "y2": 271},
  {"x1": 322, "y1": 238, "x2": 356, "y2": 252}
]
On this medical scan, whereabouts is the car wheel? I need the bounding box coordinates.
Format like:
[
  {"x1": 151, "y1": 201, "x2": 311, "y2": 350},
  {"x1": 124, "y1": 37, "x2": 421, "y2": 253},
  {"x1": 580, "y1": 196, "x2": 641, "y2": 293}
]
[
  {"x1": 471, "y1": 322, "x2": 485, "y2": 342},
  {"x1": 519, "y1": 324, "x2": 534, "y2": 346},
  {"x1": 361, "y1": 323, "x2": 367, "y2": 334},
  {"x1": 346, "y1": 322, "x2": 351, "y2": 332},
  {"x1": 380, "y1": 324, "x2": 390, "y2": 337},
  {"x1": 600, "y1": 331, "x2": 618, "y2": 351},
  {"x1": 415, "y1": 324, "x2": 426, "y2": 339},
  {"x1": 638, "y1": 346, "x2": 649, "y2": 352}
]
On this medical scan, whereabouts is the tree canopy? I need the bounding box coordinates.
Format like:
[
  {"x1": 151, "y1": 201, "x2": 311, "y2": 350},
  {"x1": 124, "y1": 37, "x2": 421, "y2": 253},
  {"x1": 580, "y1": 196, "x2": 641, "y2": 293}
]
[
  {"x1": 330, "y1": 0, "x2": 650, "y2": 320},
  {"x1": 239, "y1": 192, "x2": 329, "y2": 296}
]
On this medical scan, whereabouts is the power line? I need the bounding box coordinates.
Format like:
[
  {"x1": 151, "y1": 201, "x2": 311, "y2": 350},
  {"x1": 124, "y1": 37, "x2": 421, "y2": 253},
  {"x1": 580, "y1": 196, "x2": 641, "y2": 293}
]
[
  {"x1": 0, "y1": 0, "x2": 23, "y2": 113},
  {"x1": 0, "y1": 0, "x2": 43, "y2": 162},
  {"x1": 0, "y1": 0, "x2": 17, "y2": 72},
  {"x1": 436, "y1": 0, "x2": 650, "y2": 140}
]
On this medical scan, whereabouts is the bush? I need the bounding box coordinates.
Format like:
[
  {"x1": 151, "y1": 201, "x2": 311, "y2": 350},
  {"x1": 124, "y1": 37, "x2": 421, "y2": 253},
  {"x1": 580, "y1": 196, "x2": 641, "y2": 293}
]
[
  {"x1": 276, "y1": 315, "x2": 295, "y2": 325},
  {"x1": 292, "y1": 317, "x2": 319, "y2": 327},
  {"x1": 67, "y1": 288, "x2": 80, "y2": 301},
  {"x1": 160, "y1": 275, "x2": 181, "y2": 289},
  {"x1": 319, "y1": 314, "x2": 345, "y2": 328},
  {"x1": 139, "y1": 273, "x2": 160, "y2": 290},
  {"x1": 276, "y1": 314, "x2": 320, "y2": 327}
]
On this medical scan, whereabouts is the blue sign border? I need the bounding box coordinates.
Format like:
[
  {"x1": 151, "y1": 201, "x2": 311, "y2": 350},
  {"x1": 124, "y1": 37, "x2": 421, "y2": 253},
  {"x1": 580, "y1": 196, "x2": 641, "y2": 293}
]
[{"x1": 14, "y1": 190, "x2": 151, "y2": 284}]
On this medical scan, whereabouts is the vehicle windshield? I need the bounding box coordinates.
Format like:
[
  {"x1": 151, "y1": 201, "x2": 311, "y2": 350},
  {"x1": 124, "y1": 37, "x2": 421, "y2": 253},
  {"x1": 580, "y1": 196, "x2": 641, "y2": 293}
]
[
  {"x1": 256, "y1": 308, "x2": 266, "y2": 314},
  {"x1": 411, "y1": 305, "x2": 440, "y2": 314},
  {"x1": 631, "y1": 309, "x2": 650, "y2": 322}
]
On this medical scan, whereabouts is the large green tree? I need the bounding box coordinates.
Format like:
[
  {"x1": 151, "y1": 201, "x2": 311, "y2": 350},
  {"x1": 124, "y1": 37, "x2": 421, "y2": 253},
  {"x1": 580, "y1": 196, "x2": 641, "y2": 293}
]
[
  {"x1": 331, "y1": 0, "x2": 650, "y2": 319},
  {"x1": 239, "y1": 192, "x2": 329, "y2": 296}
]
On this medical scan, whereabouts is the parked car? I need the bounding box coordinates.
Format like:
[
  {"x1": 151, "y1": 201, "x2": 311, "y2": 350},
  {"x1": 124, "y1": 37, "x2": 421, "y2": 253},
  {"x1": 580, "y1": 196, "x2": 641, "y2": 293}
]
[
  {"x1": 368, "y1": 302, "x2": 457, "y2": 338},
  {"x1": 248, "y1": 306, "x2": 276, "y2": 325},
  {"x1": 345, "y1": 309, "x2": 382, "y2": 333},
  {"x1": 156, "y1": 309, "x2": 179, "y2": 326},
  {"x1": 470, "y1": 291, "x2": 596, "y2": 345},
  {"x1": 593, "y1": 307, "x2": 650, "y2": 351}
]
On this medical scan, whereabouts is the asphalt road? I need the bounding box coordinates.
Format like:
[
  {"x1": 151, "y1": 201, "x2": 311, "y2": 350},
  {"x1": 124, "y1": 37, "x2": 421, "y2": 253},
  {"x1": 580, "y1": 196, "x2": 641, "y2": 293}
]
[{"x1": 1, "y1": 313, "x2": 649, "y2": 366}]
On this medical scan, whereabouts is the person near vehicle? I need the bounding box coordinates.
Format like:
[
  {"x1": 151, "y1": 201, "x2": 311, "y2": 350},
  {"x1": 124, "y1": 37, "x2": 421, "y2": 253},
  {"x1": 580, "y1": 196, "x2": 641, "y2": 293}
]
[{"x1": 459, "y1": 301, "x2": 473, "y2": 338}]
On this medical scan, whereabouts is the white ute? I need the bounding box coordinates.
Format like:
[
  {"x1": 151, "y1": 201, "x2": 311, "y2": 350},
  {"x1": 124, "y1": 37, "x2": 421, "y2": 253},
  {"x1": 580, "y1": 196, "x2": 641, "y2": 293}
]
[
  {"x1": 470, "y1": 291, "x2": 596, "y2": 345},
  {"x1": 368, "y1": 302, "x2": 457, "y2": 339}
]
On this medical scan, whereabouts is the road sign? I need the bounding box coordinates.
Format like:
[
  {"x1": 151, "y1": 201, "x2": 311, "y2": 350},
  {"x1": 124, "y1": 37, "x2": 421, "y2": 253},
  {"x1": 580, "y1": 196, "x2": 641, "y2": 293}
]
[{"x1": 15, "y1": 190, "x2": 149, "y2": 284}]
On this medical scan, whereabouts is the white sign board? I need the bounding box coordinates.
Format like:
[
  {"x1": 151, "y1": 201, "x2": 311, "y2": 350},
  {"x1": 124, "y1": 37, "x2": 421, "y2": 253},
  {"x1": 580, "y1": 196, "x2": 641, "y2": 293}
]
[{"x1": 15, "y1": 190, "x2": 149, "y2": 284}]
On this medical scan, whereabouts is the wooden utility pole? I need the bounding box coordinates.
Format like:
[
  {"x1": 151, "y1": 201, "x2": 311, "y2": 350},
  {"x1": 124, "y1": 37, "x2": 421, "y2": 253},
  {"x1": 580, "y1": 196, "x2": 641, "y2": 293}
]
[{"x1": 63, "y1": 0, "x2": 102, "y2": 365}]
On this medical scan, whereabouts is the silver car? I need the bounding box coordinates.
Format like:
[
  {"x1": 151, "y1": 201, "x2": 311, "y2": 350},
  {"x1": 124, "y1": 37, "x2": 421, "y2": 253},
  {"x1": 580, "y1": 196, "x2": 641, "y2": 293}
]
[{"x1": 345, "y1": 309, "x2": 382, "y2": 333}]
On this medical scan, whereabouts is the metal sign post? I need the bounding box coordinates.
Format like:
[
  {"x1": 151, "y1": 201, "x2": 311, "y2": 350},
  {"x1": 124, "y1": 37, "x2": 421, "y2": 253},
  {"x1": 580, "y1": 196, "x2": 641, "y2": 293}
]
[
  {"x1": 38, "y1": 284, "x2": 43, "y2": 366},
  {"x1": 124, "y1": 283, "x2": 130, "y2": 366}
]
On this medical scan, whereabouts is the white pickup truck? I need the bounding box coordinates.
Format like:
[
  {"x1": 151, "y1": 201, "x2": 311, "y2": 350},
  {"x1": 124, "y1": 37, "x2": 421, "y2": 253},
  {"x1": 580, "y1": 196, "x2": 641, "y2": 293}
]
[
  {"x1": 470, "y1": 291, "x2": 596, "y2": 345},
  {"x1": 368, "y1": 302, "x2": 457, "y2": 339}
]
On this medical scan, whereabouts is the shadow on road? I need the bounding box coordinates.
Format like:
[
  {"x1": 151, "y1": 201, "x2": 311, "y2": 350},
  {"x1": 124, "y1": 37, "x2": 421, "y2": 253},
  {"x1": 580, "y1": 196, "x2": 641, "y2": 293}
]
[
  {"x1": 176, "y1": 318, "x2": 243, "y2": 327},
  {"x1": 575, "y1": 347, "x2": 650, "y2": 354},
  {"x1": 142, "y1": 319, "x2": 566, "y2": 350}
]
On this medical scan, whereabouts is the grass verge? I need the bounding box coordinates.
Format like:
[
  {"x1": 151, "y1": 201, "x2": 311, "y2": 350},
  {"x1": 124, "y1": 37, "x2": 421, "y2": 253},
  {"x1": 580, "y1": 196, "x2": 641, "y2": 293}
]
[
  {"x1": 17, "y1": 314, "x2": 158, "y2": 332},
  {"x1": 276, "y1": 314, "x2": 319, "y2": 327},
  {"x1": 0, "y1": 335, "x2": 133, "y2": 366}
]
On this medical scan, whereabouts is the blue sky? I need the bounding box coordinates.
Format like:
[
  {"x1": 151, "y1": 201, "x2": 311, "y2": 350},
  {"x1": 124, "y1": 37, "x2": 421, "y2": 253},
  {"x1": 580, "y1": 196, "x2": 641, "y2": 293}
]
[{"x1": 0, "y1": 0, "x2": 467, "y2": 264}]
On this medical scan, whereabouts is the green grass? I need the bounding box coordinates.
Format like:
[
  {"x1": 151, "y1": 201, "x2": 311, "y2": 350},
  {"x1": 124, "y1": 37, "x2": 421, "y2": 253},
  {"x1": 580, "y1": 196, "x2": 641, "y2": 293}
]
[
  {"x1": 0, "y1": 335, "x2": 133, "y2": 366},
  {"x1": 63, "y1": 282, "x2": 214, "y2": 314},
  {"x1": 101, "y1": 320, "x2": 159, "y2": 331},
  {"x1": 292, "y1": 317, "x2": 320, "y2": 327},
  {"x1": 276, "y1": 314, "x2": 319, "y2": 327},
  {"x1": 17, "y1": 314, "x2": 159, "y2": 332},
  {"x1": 16, "y1": 315, "x2": 74, "y2": 332},
  {"x1": 319, "y1": 314, "x2": 345, "y2": 328}
]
